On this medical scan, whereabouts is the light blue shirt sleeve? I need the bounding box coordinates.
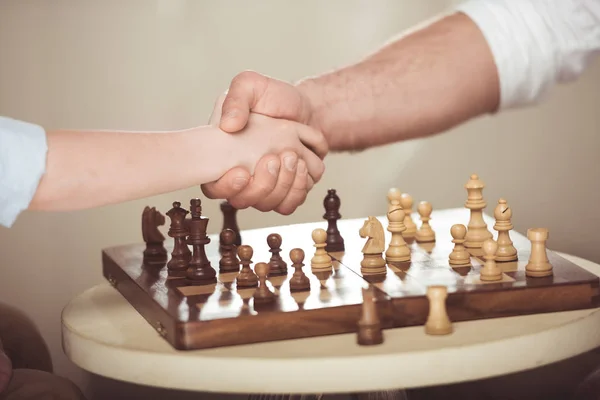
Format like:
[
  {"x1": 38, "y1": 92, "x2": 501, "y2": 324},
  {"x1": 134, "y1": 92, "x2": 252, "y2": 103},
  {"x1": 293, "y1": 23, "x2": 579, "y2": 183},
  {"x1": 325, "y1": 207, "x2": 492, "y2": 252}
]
[{"x1": 0, "y1": 117, "x2": 47, "y2": 227}]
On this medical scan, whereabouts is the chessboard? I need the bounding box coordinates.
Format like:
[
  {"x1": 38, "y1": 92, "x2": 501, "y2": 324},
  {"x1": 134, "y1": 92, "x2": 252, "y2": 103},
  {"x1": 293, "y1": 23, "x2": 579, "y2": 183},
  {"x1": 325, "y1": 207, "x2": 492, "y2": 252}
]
[{"x1": 102, "y1": 174, "x2": 600, "y2": 350}]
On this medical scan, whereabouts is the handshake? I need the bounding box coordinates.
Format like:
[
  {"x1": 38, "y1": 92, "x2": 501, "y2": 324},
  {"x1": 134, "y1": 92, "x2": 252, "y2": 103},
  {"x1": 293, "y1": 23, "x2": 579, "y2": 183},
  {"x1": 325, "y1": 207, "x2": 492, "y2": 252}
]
[{"x1": 201, "y1": 71, "x2": 335, "y2": 216}]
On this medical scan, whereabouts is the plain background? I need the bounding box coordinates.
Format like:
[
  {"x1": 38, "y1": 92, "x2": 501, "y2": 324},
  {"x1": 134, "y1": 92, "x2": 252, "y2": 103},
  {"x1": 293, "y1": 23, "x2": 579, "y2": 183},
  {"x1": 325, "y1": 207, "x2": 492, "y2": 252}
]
[{"x1": 1, "y1": 1, "x2": 599, "y2": 398}]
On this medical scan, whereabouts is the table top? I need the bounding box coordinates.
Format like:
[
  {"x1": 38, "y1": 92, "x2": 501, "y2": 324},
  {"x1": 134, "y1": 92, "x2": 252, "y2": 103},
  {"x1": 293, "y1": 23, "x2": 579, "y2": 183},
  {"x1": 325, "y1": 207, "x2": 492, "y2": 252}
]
[{"x1": 62, "y1": 221, "x2": 600, "y2": 395}]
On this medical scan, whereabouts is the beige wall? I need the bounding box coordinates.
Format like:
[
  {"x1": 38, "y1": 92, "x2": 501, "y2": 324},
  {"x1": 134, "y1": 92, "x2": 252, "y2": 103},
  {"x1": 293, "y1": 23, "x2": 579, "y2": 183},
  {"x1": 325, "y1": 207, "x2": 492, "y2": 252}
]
[{"x1": 1, "y1": 1, "x2": 599, "y2": 399}]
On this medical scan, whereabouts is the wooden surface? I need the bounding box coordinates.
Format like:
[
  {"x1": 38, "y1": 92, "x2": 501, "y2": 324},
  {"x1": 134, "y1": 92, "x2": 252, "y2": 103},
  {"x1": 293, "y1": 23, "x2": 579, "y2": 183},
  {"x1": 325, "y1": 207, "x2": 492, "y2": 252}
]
[
  {"x1": 101, "y1": 208, "x2": 600, "y2": 350},
  {"x1": 63, "y1": 251, "x2": 600, "y2": 394}
]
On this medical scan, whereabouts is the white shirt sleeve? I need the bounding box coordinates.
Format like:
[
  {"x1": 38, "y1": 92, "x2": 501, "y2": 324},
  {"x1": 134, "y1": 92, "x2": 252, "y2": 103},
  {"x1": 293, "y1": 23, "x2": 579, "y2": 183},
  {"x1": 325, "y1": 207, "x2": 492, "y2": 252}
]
[
  {"x1": 455, "y1": 0, "x2": 600, "y2": 109},
  {"x1": 0, "y1": 117, "x2": 47, "y2": 227}
]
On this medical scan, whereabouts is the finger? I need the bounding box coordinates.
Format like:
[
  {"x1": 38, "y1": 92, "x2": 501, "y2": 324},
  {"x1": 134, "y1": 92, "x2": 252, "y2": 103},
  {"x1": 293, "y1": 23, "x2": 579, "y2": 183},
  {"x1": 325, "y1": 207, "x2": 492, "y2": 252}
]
[
  {"x1": 275, "y1": 159, "x2": 309, "y2": 215},
  {"x1": 253, "y1": 151, "x2": 298, "y2": 212},
  {"x1": 299, "y1": 144, "x2": 326, "y2": 184},
  {"x1": 219, "y1": 71, "x2": 269, "y2": 133},
  {"x1": 200, "y1": 166, "x2": 250, "y2": 199},
  {"x1": 227, "y1": 154, "x2": 280, "y2": 209},
  {"x1": 294, "y1": 120, "x2": 329, "y2": 160}
]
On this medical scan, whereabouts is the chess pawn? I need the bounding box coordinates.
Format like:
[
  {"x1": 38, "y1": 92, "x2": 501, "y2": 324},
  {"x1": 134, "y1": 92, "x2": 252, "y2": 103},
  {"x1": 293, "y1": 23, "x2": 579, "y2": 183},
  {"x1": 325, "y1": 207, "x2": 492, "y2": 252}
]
[
  {"x1": 480, "y1": 238, "x2": 502, "y2": 281},
  {"x1": 252, "y1": 262, "x2": 276, "y2": 305},
  {"x1": 399, "y1": 193, "x2": 417, "y2": 239},
  {"x1": 525, "y1": 228, "x2": 553, "y2": 277},
  {"x1": 385, "y1": 188, "x2": 411, "y2": 263},
  {"x1": 267, "y1": 233, "x2": 287, "y2": 276},
  {"x1": 323, "y1": 189, "x2": 345, "y2": 252},
  {"x1": 415, "y1": 201, "x2": 435, "y2": 243},
  {"x1": 424, "y1": 285, "x2": 453, "y2": 335},
  {"x1": 311, "y1": 228, "x2": 332, "y2": 271},
  {"x1": 218, "y1": 229, "x2": 239, "y2": 272},
  {"x1": 235, "y1": 245, "x2": 258, "y2": 288},
  {"x1": 493, "y1": 199, "x2": 518, "y2": 262},
  {"x1": 357, "y1": 286, "x2": 384, "y2": 345},
  {"x1": 464, "y1": 174, "x2": 492, "y2": 256},
  {"x1": 289, "y1": 248, "x2": 310, "y2": 292},
  {"x1": 448, "y1": 224, "x2": 471, "y2": 266}
]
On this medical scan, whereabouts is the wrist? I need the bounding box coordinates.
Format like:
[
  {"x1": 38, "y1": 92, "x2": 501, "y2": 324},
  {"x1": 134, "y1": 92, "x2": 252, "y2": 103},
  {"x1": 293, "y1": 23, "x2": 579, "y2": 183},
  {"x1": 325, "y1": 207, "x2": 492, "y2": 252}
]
[{"x1": 295, "y1": 77, "x2": 329, "y2": 135}]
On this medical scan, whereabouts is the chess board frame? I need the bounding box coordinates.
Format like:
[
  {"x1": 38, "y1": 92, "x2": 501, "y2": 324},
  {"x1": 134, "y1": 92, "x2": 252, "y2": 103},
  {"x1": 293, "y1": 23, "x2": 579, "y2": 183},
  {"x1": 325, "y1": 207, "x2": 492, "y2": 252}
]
[{"x1": 102, "y1": 209, "x2": 600, "y2": 350}]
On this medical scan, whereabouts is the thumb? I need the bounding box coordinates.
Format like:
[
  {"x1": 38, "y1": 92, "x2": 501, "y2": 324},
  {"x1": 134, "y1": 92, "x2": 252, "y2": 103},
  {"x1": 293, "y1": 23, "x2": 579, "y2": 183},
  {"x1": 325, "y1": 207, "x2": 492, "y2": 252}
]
[{"x1": 219, "y1": 71, "x2": 269, "y2": 133}]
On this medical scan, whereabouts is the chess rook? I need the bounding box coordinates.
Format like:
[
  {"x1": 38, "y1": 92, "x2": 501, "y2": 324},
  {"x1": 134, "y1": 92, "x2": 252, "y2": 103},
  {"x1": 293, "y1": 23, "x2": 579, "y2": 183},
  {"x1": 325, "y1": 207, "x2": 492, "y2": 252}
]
[
  {"x1": 464, "y1": 174, "x2": 492, "y2": 256},
  {"x1": 415, "y1": 201, "x2": 435, "y2": 243},
  {"x1": 359, "y1": 216, "x2": 387, "y2": 275},
  {"x1": 480, "y1": 238, "x2": 502, "y2": 281},
  {"x1": 323, "y1": 189, "x2": 345, "y2": 252},
  {"x1": 424, "y1": 285, "x2": 453, "y2": 335},
  {"x1": 236, "y1": 245, "x2": 258, "y2": 288},
  {"x1": 493, "y1": 198, "x2": 518, "y2": 262},
  {"x1": 311, "y1": 228, "x2": 333, "y2": 272},
  {"x1": 526, "y1": 228, "x2": 553, "y2": 277},
  {"x1": 185, "y1": 198, "x2": 217, "y2": 285},
  {"x1": 218, "y1": 229, "x2": 239, "y2": 272},
  {"x1": 448, "y1": 224, "x2": 471, "y2": 266},
  {"x1": 289, "y1": 248, "x2": 310, "y2": 292},
  {"x1": 166, "y1": 201, "x2": 191, "y2": 277},
  {"x1": 357, "y1": 286, "x2": 384, "y2": 346},
  {"x1": 399, "y1": 193, "x2": 417, "y2": 239},
  {"x1": 220, "y1": 201, "x2": 241, "y2": 247},
  {"x1": 385, "y1": 188, "x2": 411, "y2": 263},
  {"x1": 141, "y1": 206, "x2": 167, "y2": 267}
]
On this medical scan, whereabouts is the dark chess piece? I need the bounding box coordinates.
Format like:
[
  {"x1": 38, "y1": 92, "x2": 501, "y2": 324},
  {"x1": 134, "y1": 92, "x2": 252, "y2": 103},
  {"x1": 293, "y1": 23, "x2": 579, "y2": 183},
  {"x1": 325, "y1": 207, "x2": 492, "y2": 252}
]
[
  {"x1": 267, "y1": 233, "x2": 287, "y2": 276},
  {"x1": 323, "y1": 189, "x2": 345, "y2": 252},
  {"x1": 220, "y1": 201, "x2": 241, "y2": 250},
  {"x1": 219, "y1": 229, "x2": 240, "y2": 272},
  {"x1": 252, "y1": 262, "x2": 276, "y2": 305},
  {"x1": 289, "y1": 248, "x2": 310, "y2": 292},
  {"x1": 185, "y1": 198, "x2": 216, "y2": 285},
  {"x1": 235, "y1": 245, "x2": 258, "y2": 288},
  {"x1": 141, "y1": 206, "x2": 167, "y2": 267},
  {"x1": 166, "y1": 201, "x2": 191, "y2": 277}
]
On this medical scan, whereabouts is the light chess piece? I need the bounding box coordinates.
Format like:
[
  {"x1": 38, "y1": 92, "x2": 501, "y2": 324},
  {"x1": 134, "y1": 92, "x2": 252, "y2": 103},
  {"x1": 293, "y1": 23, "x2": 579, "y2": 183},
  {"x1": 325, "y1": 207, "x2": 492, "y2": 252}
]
[
  {"x1": 400, "y1": 193, "x2": 417, "y2": 239},
  {"x1": 449, "y1": 224, "x2": 471, "y2": 266},
  {"x1": 385, "y1": 188, "x2": 411, "y2": 263},
  {"x1": 480, "y1": 238, "x2": 502, "y2": 281},
  {"x1": 464, "y1": 174, "x2": 492, "y2": 256},
  {"x1": 525, "y1": 228, "x2": 553, "y2": 277},
  {"x1": 311, "y1": 228, "x2": 332, "y2": 272},
  {"x1": 357, "y1": 286, "x2": 384, "y2": 345},
  {"x1": 252, "y1": 262, "x2": 276, "y2": 305},
  {"x1": 359, "y1": 216, "x2": 387, "y2": 275},
  {"x1": 424, "y1": 285, "x2": 453, "y2": 335},
  {"x1": 415, "y1": 201, "x2": 435, "y2": 243},
  {"x1": 493, "y1": 199, "x2": 518, "y2": 262}
]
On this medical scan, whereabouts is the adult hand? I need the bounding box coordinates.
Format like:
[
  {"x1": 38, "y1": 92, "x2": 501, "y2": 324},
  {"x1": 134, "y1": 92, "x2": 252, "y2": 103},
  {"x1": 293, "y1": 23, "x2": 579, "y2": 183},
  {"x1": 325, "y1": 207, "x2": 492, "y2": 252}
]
[{"x1": 200, "y1": 92, "x2": 326, "y2": 215}]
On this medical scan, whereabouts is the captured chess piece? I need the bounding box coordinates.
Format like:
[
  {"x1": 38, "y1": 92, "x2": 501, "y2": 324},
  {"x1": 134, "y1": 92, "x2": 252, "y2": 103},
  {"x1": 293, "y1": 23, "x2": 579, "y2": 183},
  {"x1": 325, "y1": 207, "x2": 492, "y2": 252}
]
[
  {"x1": 424, "y1": 285, "x2": 453, "y2": 335},
  {"x1": 359, "y1": 216, "x2": 387, "y2": 275},
  {"x1": 236, "y1": 245, "x2": 258, "y2": 288},
  {"x1": 185, "y1": 198, "x2": 216, "y2": 285},
  {"x1": 311, "y1": 228, "x2": 333, "y2": 272},
  {"x1": 357, "y1": 286, "x2": 384, "y2": 346},
  {"x1": 323, "y1": 189, "x2": 345, "y2": 252},
  {"x1": 141, "y1": 206, "x2": 167, "y2": 267},
  {"x1": 385, "y1": 188, "x2": 411, "y2": 263},
  {"x1": 464, "y1": 174, "x2": 493, "y2": 256},
  {"x1": 480, "y1": 238, "x2": 502, "y2": 281},
  {"x1": 166, "y1": 201, "x2": 191, "y2": 277},
  {"x1": 252, "y1": 262, "x2": 276, "y2": 305},
  {"x1": 399, "y1": 193, "x2": 417, "y2": 239},
  {"x1": 289, "y1": 248, "x2": 310, "y2": 292},
  {"x1": 525, "y1": 228, "x2": 553, "y2": 277},
  {"x1": 220, "y1": 201, "x2": 241, "y2": 247},
  {"x1": 448, "y1": 224, "x2": 471, "y2": 267},
  {"x1": 493, "y1": 198, "x2": 518, "y2": 262},
  {"x1": 415, "y1": 201, "x2": 435, "y2": 243},
  {"x1": 267, "y1": 233, "x2": 287, "y2": 276},
  {"x1": 219, "y1": 229, "x2": 239, "y2": 273}
]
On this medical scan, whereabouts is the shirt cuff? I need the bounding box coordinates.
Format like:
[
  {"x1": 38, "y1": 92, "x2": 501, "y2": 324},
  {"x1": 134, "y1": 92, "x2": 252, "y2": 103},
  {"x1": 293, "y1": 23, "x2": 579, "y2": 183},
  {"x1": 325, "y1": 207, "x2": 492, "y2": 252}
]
[{"x1": 0, "y1": 117, "x2": 47, "y2": 227}]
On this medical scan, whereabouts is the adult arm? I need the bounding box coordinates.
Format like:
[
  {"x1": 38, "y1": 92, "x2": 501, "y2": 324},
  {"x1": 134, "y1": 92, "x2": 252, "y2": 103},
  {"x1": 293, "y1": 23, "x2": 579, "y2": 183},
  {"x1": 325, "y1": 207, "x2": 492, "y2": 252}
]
[{"x1": 217, "y1": 0, "x2": 600, "y2": 152}]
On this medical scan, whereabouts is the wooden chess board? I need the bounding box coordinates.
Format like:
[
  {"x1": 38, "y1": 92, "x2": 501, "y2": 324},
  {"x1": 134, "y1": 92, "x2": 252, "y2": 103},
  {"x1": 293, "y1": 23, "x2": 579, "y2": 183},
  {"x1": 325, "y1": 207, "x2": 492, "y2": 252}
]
[{"x1": 102, "y1": 207, "x2": 600, "y2": 350}]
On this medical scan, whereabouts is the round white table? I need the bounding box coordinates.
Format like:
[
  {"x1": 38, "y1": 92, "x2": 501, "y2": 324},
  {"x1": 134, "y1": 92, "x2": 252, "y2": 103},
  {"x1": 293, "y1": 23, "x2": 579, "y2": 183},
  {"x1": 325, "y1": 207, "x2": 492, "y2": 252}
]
[{"x1": 61, "y1": 252, "x2": 600, "y2": 395}]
